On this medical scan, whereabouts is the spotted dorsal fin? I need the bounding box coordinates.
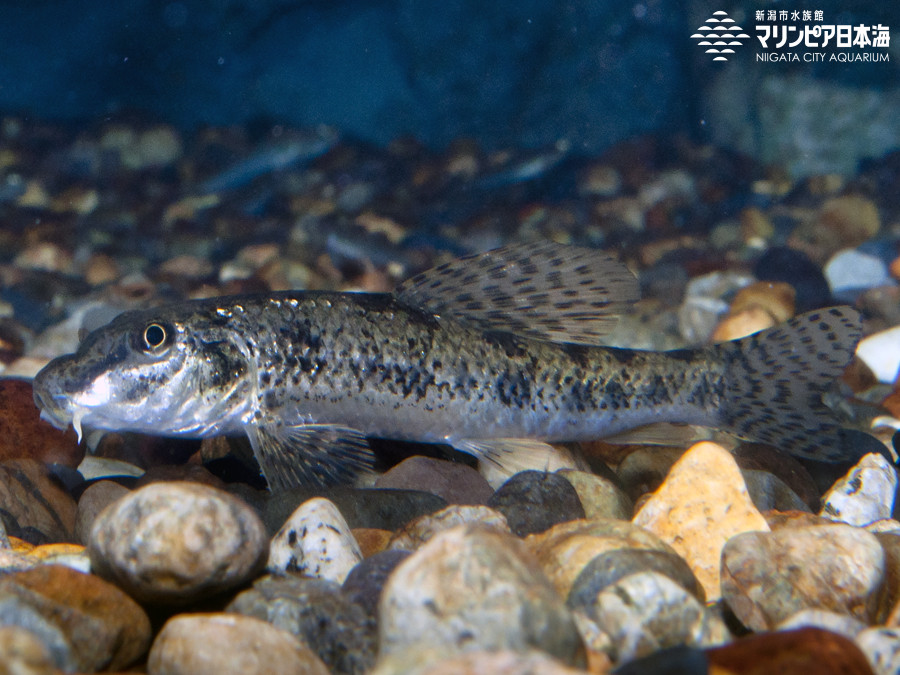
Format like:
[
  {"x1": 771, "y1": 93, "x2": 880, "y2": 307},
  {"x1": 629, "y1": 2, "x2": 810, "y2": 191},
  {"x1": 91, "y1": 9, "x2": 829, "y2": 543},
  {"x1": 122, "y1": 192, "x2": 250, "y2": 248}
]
[{"x1": 394, "y1": 241, "x2": 639, "y2": 345}]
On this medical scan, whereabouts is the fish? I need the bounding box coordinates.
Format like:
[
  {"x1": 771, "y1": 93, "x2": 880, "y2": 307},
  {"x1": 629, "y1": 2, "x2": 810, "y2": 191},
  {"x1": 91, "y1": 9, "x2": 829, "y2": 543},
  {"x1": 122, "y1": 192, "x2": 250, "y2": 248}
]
[{"x1": 32, "y1": 241, "x2": 864, "y2": 491}]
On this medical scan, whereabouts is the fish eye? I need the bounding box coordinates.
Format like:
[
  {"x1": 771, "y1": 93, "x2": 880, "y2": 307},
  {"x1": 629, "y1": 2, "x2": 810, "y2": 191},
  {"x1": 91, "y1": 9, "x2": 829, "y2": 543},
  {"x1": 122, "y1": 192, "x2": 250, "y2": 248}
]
[{"x1": 142, "y1": 323, "x2": 170, "y2": 352}]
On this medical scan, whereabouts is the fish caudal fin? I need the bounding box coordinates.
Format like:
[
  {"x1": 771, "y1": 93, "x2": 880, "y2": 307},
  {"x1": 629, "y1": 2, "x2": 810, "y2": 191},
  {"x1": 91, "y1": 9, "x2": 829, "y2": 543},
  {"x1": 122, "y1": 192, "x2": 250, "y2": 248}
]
[{"x1": 716, "y1": 306, "x2": 862, "y2": 461}]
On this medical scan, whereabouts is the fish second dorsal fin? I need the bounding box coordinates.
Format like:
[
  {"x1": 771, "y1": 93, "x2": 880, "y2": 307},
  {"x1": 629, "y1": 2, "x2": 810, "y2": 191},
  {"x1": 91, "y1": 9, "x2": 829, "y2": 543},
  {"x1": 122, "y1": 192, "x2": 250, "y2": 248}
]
[{"x1": 394, "y1": 241, "x2": 639, "y2": 345}]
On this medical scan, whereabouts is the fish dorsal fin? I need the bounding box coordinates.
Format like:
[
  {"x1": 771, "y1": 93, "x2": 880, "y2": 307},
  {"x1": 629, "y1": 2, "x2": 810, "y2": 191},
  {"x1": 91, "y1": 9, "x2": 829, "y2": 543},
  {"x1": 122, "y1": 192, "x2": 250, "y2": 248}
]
[{"x1": 394, "y1": 241, "x2": 639, "y2": 345}]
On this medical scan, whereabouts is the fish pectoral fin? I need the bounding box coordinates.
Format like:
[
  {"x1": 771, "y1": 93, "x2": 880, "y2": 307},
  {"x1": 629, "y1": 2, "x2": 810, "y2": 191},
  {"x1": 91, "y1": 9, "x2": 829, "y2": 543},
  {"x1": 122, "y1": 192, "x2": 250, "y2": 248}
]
[
  {"x1": 452, "y1": 438, "x2": 588, "y2": 488},
  {"x1": 600, "y1": 422, "x2": 719, "y2": 447},
  {"x1": 248, "y1": 423, "x2": 375, "y2": 491},
  {"x1": 393, "y1": 240, "x2": 638, "y2": 346}
]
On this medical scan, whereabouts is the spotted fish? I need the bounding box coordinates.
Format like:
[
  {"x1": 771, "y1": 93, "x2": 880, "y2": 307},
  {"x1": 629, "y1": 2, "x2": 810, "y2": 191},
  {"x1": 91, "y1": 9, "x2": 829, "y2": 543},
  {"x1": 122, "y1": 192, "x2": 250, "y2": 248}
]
[{"x1": 32, "y1": 242, "x2": 863, "y2": 490}]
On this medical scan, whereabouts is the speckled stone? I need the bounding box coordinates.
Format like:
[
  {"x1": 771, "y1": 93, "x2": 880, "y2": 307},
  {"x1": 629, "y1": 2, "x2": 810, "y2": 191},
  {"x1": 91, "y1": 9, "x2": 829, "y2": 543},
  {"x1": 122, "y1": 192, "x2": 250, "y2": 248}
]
[
  {"x1": 379, "y1": 524, "x2": 584, "y2": 666},
  {"x1": 0, "y1": 564, "x2": 151, "y2": 671},
  {"x1": 487, "y1": 470, "x2": 585, "y2": 537},
  {"x1": 721, "y1": 524, "x2": 886, "y2": 630},
  {"x1": 374, "y1": 456, "x2": 494, "y2": 505},
  {"x1": 147, "y1": 612, "x2": 330, "y2": 675},
  {"x1": 268, "y1": 497, "x2": 362, "y2": 583},
  {"x1": 88, "y1": 481, "x2": 268, "y2": 604},
  {"x1": 633, "y1": 441, "x2": 770, "y2": 600},
  {"x1": 74, "y1": 480, "x2": 130, "y2": 546},
  {"x1": 386, "y1": 504, "x2": 510, "y2": 552},
  {"x1": 820, "y1": 453, "x2": 897, "y2": 527},
  {"x1": 855, "y1": 626, "x2": 900, "y2": 675},
  {"x1": 527, "y1": 518, "x2": 678, "y2": 600},
  {"x1": 733, "y1": 443, "x2": 821, "y2": 511},
  {"x1": 557, "y1": 469, "x2": 633, "y2": 520},
  {"x1": 707, "y1": 626, "x2": 876, "y2": 675},
  {"x1": 0, "y1": 459, "x2": 77, "y2": 544},
  {"x1": 577, "y1": 571, "x2": 729, "y2": 665},
  {"x1": 227, "y1": 574, "x2": 376, "y2": 675},
  {"x1": 875, "y1": 532, "x2": 900, "y2": 624},
  {"x1": 0, "y1": 625, "x2": 61, "y2": 675},
  {"x1": 370, "y1": 647, "x2": 587, "y2": 675}
]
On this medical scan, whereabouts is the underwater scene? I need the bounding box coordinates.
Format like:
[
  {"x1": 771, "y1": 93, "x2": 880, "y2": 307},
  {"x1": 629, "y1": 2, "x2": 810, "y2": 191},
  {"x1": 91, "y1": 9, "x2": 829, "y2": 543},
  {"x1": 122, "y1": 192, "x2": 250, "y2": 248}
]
[{"x1": 0, "y1": 1, "x2": 898, "y2": 673}]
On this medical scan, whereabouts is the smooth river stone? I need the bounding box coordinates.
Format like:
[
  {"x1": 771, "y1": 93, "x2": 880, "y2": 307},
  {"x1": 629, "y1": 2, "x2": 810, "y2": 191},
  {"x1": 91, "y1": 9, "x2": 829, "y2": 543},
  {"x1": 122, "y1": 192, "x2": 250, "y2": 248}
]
[
  {"x1": 556, "y1": 469, "x2": 633, "y2": 520},
  {"x1": 633, "y1": 441, "x2": 770, "y2": 600},
  {"x1": 526, "y1": 518, "x2": 677, "y2": 601},
  {"x1": 820, "y1": 453, "x2": 898, "y2": 527},
  {"x1": 148, "y1": 612, "x2": 329, "y2": 675},
  {"x1": 487, "y1": 470, "x2": 585, "y2": 537},
  {"x1": 88, "y1": 481, "x2": 268, "y2": 604},
  {"x1": 378, "y1": 523, "x2": 584, "y2": 666},
  {"x1": 268, "y1": 497, "x2": 362, "y2": 584},
  {"x1": 0, "y1": 564, "x2": 151, "y2": 671},
  {"x1": 386, "y1": 504, "x2": 510, "y2": 552},
  {"x1": 721, "y1": 524, "x2": 886, "y2": 630},
  {"x1": 374, "y1": 455, "x2": 494, "y2": 505}
]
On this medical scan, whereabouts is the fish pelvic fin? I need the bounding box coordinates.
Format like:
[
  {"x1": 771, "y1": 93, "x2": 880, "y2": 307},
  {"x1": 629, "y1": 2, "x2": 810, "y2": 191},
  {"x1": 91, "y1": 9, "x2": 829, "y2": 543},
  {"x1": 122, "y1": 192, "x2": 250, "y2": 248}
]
[
  {"x1": 715, "y1": 306, "x2": 863, "y2": 462},
  {"x1": 248, "y1": 423, "x2": 375, "y2": 491}
]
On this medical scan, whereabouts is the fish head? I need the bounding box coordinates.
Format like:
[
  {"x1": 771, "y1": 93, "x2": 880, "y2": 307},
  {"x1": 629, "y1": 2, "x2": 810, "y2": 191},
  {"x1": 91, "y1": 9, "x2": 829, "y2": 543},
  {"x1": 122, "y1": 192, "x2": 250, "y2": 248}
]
[{"x1": 33, "y1": 305, "x2": 254, "y2": 440}]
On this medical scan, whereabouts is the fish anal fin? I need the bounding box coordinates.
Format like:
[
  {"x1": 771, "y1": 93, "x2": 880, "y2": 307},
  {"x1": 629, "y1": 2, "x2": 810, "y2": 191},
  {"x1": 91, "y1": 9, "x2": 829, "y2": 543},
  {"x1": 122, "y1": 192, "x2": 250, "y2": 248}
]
[
  {"x1": 394, "y1": 241, "x2": 638, "y2": 346},
  {"x1": 248, "y1": 423, "x2": 375, "y2": 491},
  {"x1": 453, "y1": 438, "x2": 589, "y2": 489}
]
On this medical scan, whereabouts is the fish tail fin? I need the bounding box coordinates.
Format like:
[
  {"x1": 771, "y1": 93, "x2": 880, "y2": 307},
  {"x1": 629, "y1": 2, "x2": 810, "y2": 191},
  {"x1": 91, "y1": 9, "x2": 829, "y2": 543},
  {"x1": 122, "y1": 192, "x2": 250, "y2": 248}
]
[{"x1": 715, "y1": 306, "x2": 862, "y2": 461}]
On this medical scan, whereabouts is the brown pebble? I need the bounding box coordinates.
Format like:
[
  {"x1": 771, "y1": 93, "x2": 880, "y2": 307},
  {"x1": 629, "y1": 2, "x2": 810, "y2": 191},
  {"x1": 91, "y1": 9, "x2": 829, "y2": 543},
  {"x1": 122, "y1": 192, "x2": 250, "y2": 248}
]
[
  {"x1": 0, "y1": 459, "x2": 77, "y2": 543},
  {"x1": 75, "y1": 481, "x2": 130, "y2": 545},
  {"x1": 707, "y1": 626, "x2": 875, "y2": 675},
  {"x1": 710, "y1": 306, "x2": 776, "y2": 342},
  {"x1": 729, "y1": 280, "x2": 796, "y2": 324},
  {"x1": 0, "y1": 564, "x2": 151, "y2": 671},
  {"x1": 0, "y1": 379, "x2": 82, "y2": 468},
  {"x1": 148, "y1": 613, "x2": 329, "y2": 675},
  {"x1": 352, "y1": 528, "x2": 393, "y2": 558}
]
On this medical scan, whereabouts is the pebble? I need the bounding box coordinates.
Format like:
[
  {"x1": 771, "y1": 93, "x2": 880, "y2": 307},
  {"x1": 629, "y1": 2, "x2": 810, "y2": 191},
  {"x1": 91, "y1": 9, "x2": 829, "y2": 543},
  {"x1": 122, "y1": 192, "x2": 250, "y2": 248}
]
[
  {"x1": 556, "y1": 469, "x2": 633, "y2": 520},
  {"x1": 0, "y1": 459, "x2": 77, "y2": 544},
  {"x1": 733, "y1": 443, "x2": 821, "y2": 511},
  {"x1": 742, "y1": 469, "x2": 811, "y2": 513},
  {"x1": 371, "y1": 648, "x2": 587, "y2": 675},
  {"x1": 855, "y1": 627, "x2": 900, "y2": 675},
  {"x1": 268, "y1": 497, "x2": 362, "y2": 583},
  {"x1": 526, "y1": 518, "x2": 677, "y2": 602},
  {"x1": 856, "y1": 325, "x2": 900, "y2": 384},
  {"x1": 0, "y1": 564, "x2": 151, "y2": 671},
  {"x1": 76, "y1": 456, "x2": 144, "y2": 481},
  {"x1": 487, "y1": 470, "x2": 585, "y2": 537},
  {"x1": 0, "y1": 625, "x2": 61, "y2": 675},
  {"x1": 479, "y1": 443, "x2": 586, "y2": 489},
  {"x1": 567, "y1": 547, "x2": 705, "y2": 608},
  {"x1": 754, "y1": 246, "x2": 834, "y2": 313},
  {"x1": 729, "y1": 280, "x2": 796, "y2": 324},
  {"x1": 74, "y1": 480, "x2": 130, "y2": 545},
  {"x1": 615, "y1": 446, "x2": 685, "y2": 501},
  {"x1": 88, "y1": 481, "x2": 268, "y2": 604},
  {"x1": 709, "y1": 626, "x2": 876, "y2": 675},
  {"x1": 810, "y1": 195, "x2": 882, "y2": 259},
  {"x1": 874, "y1": 532, "x2": 900, "y2": 623},
  {"x1": 820, "y1": 453, "x2": 897, "y2": 526},
  {"x1": 0, "y1": 379, "x2": 81, "y2": 467},
  {"x1": 342, "y1": 549, "x2": 411, "y2": 614},
  {"x1": 228, "y1": 574, "x2": 377, "y2": 675},
  {"x1": 265, "y1": 488, "x2": 447, "y2": 533},
  {"x1": 825, "y1": 249, "x2": 892, "y2": 295},
  {"x1": 387, "y1": 504, "x2": 510, "y2": 552},
  {"x1": 147, "y1": 612, "x2": 330, "y2": 675},
  {"x1": 777, "y1": 609, "x2": 867, "y2": 639},
  {"x1": 0, "y1": 593, "x2": 75, "y2": 671},
  {"x1": 632, "y1": 441, "x2": 770, "y2": 600},
  {"x1": 578, "y1": 571, "x2": 728, "y2": 665},
  {"x1": 710, "y1": 305, "x2": 776, "y2": 342},
  {"x1": 352, "y1": 528, "x2": 392, "y2": 557},
  {"x1": 721, "y1": 524, "x2": 885, "y2": 630},
  {"x1": 374, "y1": 456, "x2": 494, "y2": 505},
  {"x1": 378, "y1": 524, "x2": 584, "y2": 666}
]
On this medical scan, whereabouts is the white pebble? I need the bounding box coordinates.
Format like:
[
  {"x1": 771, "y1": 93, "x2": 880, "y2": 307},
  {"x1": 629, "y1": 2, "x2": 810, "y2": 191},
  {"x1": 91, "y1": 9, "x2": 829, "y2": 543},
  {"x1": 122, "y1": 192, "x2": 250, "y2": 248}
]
[
  {"x1": 820, "y1": 453, "x2": 897, "y2": 527},
  {"x1": 857, "y1": 325, "x2": 900, "y2": 384},
  {"x1": 824, "y1": 249, "x2": 892, "y2": 295},
  {"x1": 268, "y1": 497, "x2": 362, "y2": 583}
]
